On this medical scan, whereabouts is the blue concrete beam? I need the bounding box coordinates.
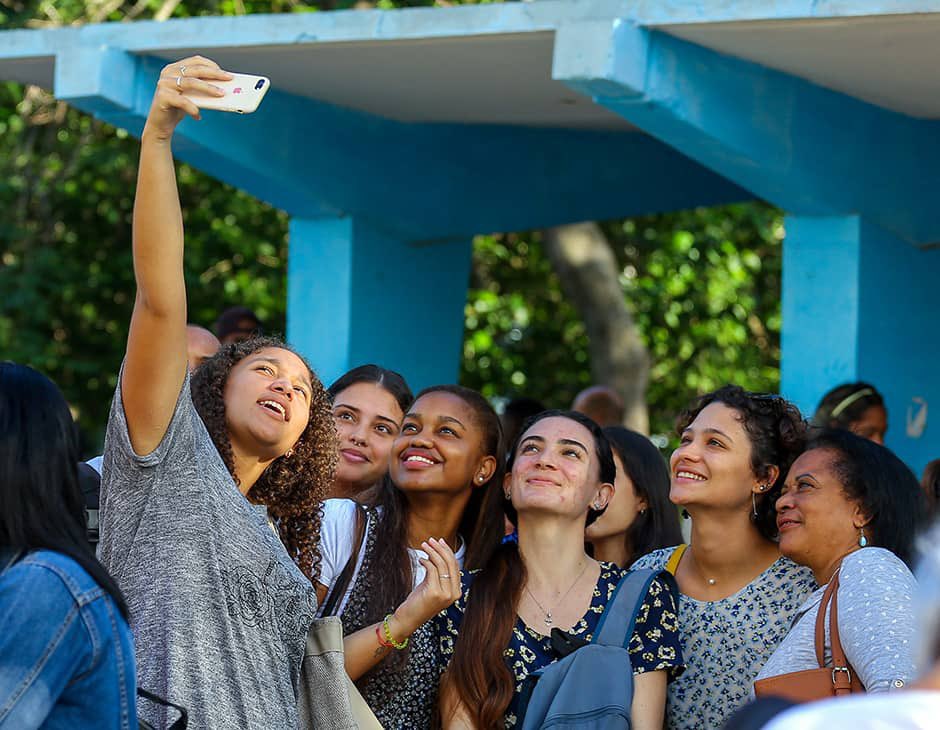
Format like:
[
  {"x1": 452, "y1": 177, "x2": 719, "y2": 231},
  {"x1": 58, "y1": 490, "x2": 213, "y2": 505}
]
[
  {"x1": 287, "y1": 216, "x2": 472, "y2": 389},
  {"x1": 781, "y1": 215, "x2": 939, "y2": 475},
  {"x1": 55, "y1": 50, "x2": 749, "y2": 241},
  {"x1": 553, "y1": 20, "x2": 940, "y2": 247}
]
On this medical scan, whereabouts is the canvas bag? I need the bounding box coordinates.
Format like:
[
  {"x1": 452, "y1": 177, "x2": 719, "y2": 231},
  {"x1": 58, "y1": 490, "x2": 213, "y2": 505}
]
[
  {"x1": 297, "y1": 615, "x2": 384, "y2": 730},
  {"x1": 518, "y1": 569, "x2": 668, "y2": 730}
]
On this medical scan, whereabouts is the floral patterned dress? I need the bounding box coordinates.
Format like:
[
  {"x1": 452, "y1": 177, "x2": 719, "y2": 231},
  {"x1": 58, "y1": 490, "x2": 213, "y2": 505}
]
[
  {"x1": 439, "y1": 562, "x2": 684, "y2": 728},
  {"x1": 632, "y1": 547, "x2": 816, "y2": 730}
]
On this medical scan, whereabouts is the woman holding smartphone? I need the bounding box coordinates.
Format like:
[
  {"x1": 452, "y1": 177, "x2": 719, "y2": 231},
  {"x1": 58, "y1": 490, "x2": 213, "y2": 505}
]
[{"x1": 97, "y1": 57, "x2": 337, "y2": 729}]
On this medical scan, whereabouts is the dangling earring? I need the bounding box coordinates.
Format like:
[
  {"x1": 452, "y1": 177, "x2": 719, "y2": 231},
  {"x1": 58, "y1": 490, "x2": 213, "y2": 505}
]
[
  {"x1": 285, "y1": 448, "x2": 294, "y2": 459},
  {"x1": 859, "y1": 527, "x2": 868, "y2": 548},
  {"x1": 751, "y1": 492, "x2": 758, "y2": 519}
]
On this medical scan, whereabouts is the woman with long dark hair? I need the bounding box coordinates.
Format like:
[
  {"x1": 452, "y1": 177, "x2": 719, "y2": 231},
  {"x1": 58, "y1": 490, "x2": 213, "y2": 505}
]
[
  {"x1": 97, "y1": 57, "x2": 336, "y2": 729},
  {"x1": 327, "y1": 364, "x2": 413, "y2": 501},
  {"x1": 586, "y1": 426, "x2": 683, "y2": 567},
  {"x1": 317, "y1": 384, "x2": 502, "y2": 728},
  {"x1": 438, "y1": 410, "x2": 683, "y2": 729},
  {"x1": 0, "y1": 362, "x2": 136, "y2": 727},
  {"x1": 632, "y1": 386, "x2": 815, "y2": 729}
]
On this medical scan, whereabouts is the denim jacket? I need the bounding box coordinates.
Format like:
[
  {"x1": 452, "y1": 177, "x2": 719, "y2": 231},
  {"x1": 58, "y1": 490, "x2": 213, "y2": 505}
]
[{"x1": 0, "y1": 548, "x2": 137, "y2": 729}]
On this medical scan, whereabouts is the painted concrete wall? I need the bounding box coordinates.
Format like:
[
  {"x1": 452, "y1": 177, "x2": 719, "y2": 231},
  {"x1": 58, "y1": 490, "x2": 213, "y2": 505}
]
[{"x1": 782, "y1": 216, "x2": 939, "y2": 475}]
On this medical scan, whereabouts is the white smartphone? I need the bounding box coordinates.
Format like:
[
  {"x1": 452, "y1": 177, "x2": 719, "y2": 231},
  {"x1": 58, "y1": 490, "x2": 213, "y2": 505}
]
[{"x1": 183, "y1": 73, "x2": 271, "y2": 114}]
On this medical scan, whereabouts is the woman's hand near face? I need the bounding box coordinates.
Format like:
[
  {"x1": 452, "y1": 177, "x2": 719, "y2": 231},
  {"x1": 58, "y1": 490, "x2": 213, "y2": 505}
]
[
  {"x1": 341, "y1": 538, "x2": 461, "y2": 681},
  {"x1": 390, "y1": 537, "x2": 462, "y2": 634},
  {"x1": 122, "y1": 56, "x2": 232, "y2": 456}
]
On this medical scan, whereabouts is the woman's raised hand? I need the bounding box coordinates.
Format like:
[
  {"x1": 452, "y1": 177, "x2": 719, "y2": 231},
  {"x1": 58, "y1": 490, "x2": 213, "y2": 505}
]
[
  {"x1": 144, "y1": 56, "x2": 233, "y2": 141},
  {"x1": 392, "y1": 538, "x2": 463, "y2": 635}
]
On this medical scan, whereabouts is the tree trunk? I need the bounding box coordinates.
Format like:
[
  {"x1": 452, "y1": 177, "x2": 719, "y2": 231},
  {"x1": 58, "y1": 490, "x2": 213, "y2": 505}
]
[{"x1": 542, "y1": 222, "x2": 650, "y2": 434}]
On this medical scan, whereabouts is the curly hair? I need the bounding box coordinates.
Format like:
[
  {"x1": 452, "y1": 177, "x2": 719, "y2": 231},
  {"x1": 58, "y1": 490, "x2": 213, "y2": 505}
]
[
  {"x1": 190, "y1": 336, "x2": 337, "y2": 582},
  {"x1": 676, "y1": 385, "x2": 807, "y2": 540}
]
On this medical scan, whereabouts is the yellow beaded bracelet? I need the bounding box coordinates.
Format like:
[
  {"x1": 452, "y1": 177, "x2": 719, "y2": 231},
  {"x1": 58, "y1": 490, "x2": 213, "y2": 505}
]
[{"x1": 381, "y1": 613, "x2": 409, "y2": 650}]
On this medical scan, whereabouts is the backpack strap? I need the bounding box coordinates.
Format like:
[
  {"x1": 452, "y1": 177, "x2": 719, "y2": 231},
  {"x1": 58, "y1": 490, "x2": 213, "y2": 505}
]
[
  {"x1": 664, "y1": 544, "x2": 687, "y2": 576},
  {"x1": 593, "y1": 568, "x2": 662, "y2": 649}
]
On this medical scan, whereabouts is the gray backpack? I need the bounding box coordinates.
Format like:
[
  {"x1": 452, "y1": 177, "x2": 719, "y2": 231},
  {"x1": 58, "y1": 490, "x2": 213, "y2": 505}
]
[{"x1": 518, "y1": 568, "x2": 670, "y2": 729}]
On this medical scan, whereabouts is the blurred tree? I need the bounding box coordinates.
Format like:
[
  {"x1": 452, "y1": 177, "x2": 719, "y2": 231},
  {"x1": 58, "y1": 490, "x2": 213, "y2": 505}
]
[{"x1": 0, "y1": 0, "x2": 783, "y2": 454}]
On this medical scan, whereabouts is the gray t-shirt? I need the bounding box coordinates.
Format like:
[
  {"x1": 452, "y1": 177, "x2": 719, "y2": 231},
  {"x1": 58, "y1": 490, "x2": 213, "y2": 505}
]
[
  {"x1": 98, "y1": 374, "x2": 317, "y2": 729},
  {"x1": 755, "y1": 547, "x2": 917, "y2": 693}
]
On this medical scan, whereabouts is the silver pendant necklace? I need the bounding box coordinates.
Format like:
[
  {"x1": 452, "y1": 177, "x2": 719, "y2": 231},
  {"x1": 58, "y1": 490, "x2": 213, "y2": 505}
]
[{"x1": 524, "y1": 560, "x2": 590, "y2": 628}]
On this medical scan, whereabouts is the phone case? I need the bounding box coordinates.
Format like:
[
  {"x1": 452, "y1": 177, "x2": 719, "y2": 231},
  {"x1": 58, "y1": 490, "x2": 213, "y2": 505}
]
[{"x1": 183, "y1": 73, "x2": 271, "y2": 114}]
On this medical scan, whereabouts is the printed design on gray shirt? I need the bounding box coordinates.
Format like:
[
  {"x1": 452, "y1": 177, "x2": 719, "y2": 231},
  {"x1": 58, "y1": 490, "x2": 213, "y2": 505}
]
[{"x1": 222, "y1": 558, "x2": 314, "y2": 641}]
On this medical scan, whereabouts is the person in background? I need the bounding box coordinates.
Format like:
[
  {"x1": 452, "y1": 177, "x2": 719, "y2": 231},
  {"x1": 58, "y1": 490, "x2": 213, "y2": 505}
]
[
  {"x1": 755, "y1": 429, "x2": 925, "y2": 695},
  {"x1": 923, "y1": 459, "x2": 940, "y2": 520},
  {"x1": 571, "y1": 384, "x2": 625, "y2": 427},
  {"x1": 499, "y1": 396, "x2": 546, "y2": 456},
  {"x1": 633, "y1": 386, "x2": 815, "y2": 730},
  {"x1": 0, "y1": 362, "x2": 136, "y2": 728},
  {"x1": 186, "y1": 324, "x2": 221, "y2": 371},
  {"x1": 214, "y1": 305, "x2": 263, "y2": 345},
  {"x1": 328, "y1": 364, "x2": 413, "y2": 502},
  {"x1": 438, "y1": 410, "x2": 683, "y2": 730},
  {"x1": 586, "y1": 426, "x2": 683, "y2": 568},
  {"x1": 317, "y1": 385, "x2": 502, "y2": 729},
  {"x1": 813, "y1": 382, "x2": 887, "y2": 445},
  {"x1": 98, "y1": 57, "x2": 336, "y2": 729}
]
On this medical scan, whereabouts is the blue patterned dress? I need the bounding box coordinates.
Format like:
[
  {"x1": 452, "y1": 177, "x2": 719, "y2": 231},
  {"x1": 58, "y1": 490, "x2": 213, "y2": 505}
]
[
  {"x1": 632, "y1": 547, "x2": 815, "y2": 730},
  {"x1": 438, "y1": 562, "x2": 684, "y2": 728}
]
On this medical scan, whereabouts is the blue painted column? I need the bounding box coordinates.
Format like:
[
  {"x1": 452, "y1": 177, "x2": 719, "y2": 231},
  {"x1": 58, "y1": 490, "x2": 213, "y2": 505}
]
[
  {"x1": 781, "y1": 215, "x2": 940, "y2": 474},
  {"x1": 287, "y1": 217, "x2": 473, "y2": 391}
]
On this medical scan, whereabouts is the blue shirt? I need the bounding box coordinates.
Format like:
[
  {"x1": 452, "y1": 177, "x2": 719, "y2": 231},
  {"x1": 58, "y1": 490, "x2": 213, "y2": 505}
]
[{"x1": 0, "y1": 549, "x2": 137, "y2": 729}]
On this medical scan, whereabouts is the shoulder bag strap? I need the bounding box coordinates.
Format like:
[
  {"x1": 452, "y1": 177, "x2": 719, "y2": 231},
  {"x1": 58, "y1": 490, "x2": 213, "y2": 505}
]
[
  {"x1": 664, "y1": 544, "x2": 687, "y2": 576},
  {"x1": 320, "y1": 504, "x2": 368, "y2": 617},
  {"x1": 594, "y1": 568, "x2": 661, "y2": 648},
  {"x1": 813, "y1": 575, "x2": 838, "y2": 666},
  {"x1": 827, "y1": 573, "x2": 857, "y2": 694},
  {"x1": 136, "y1": 687, "x2": 188, "y2": 729}
]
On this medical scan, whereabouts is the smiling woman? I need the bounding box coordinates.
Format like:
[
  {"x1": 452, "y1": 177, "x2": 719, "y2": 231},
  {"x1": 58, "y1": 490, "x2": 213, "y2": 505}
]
[
  {"x1": 96, "y1": 56, "x2": 336, "y2": 730},
  {"x1": 327, "y1": 364, "x2": 413, "y2": 502},
  {"x1": 437, "y1": 410, "x2": 684, "y2": 730},
  {"x1": 632, "y1": 386, "x2": 815, "y2": 730},
  {"x1": 316, "y1": 385, "x2": 502, "y2": 728}
]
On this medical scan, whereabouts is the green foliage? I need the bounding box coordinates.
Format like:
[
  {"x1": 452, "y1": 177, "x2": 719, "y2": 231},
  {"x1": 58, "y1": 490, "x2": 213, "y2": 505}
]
[
  {"x1": 460, "y1": 204, "x2": 784, "y2": 440},
  {"x1": 0, "y1": 0, "x2": 782, "y2": 453}
]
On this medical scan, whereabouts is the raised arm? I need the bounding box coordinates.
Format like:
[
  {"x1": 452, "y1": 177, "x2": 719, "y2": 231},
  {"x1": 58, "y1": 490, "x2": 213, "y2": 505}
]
[{"x1": 122, "y1": 57, "x2": 231, "y2": 455}]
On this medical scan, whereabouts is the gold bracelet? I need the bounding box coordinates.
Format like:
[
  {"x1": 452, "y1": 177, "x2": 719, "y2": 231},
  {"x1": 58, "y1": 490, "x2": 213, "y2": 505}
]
[{"x1": 381, "y1": 614, "x2": 409, "y2": 650}]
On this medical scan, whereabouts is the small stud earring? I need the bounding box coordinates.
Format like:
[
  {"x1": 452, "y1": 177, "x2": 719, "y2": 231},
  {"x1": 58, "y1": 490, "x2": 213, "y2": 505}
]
[
  {"x1": 285, "y1": 448, "x2": 294, "y2": 459},
  {"x1": 477, "y1": 475, "x2": 484, "y2": 483},
  {"x1": 593, "y1": 502, "x2": 603, "y2": 510},
  {"x1": 859, "y1": 528, "x2": 868, "y2": 548}
]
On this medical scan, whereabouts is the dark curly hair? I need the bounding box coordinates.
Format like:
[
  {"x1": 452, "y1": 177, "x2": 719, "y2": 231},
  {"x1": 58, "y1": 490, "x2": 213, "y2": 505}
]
[
  {"x1": 806, "y1": 429, "x2": 927, "y2": 567},
  {"x1": 190, "y1": 336, "x2": 337, "y2": 582},
  {"x1": 676, "y1": 385, "x2": 807, "y2": 540}
]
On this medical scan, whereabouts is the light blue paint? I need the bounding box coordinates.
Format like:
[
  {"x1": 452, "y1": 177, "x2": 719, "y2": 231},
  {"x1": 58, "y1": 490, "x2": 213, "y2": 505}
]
[
  {"x1": 781, "y1": 215, "x2": 862, "y2": 408},
  {"x1": 54, "y1": 46, "x2": 137, "y2": 113},
  {"x1": 57, "y1": 51, "x2": 749, "y2": 240},
  {"x1": 782, "y1": 215, "x2": 939, "y2": 475},
  {"x1": 287, "y1": 217, "x2": 472, "y2": 391},
  {"x1": 554, "y1": 23, "x2": 940, "y2": 247}
]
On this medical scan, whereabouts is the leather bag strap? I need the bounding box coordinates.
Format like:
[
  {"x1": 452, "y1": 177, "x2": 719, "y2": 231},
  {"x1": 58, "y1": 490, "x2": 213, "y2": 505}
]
[{"x1": 813, "y1": 571, "x2": 856, "y2": 695}]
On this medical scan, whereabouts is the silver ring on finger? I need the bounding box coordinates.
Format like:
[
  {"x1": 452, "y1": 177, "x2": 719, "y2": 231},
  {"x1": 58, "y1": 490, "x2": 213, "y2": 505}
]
[
  {"x1": 175, "y1": 75, "x2": 183, "y2": 90},
  {"x1": 179, "y1": 65, "x2": 187, "y2": 76},
  {"x1": 440, "y1": 574, "x2": 451, "y2": 579}
]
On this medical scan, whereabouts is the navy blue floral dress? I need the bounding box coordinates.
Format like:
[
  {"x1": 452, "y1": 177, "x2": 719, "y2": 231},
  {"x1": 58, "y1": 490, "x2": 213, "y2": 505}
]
[{"x1": 439, "y1": 562, "x2": 684, "y2": 728}]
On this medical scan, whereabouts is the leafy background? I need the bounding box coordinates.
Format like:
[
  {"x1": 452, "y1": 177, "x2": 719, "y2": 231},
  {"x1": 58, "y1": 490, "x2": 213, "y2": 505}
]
[{"x1": 0, "y1": 0, "x2": 782, "y2": 454}]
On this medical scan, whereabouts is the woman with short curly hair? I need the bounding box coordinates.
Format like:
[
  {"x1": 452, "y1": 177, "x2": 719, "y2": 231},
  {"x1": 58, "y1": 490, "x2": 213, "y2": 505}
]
[
  {"x1": 97, "y1": 57, "x2": 336, "y2": 730},
  {"x1": 632, "y1": 386, "x2": 816, "y2": 730}
]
